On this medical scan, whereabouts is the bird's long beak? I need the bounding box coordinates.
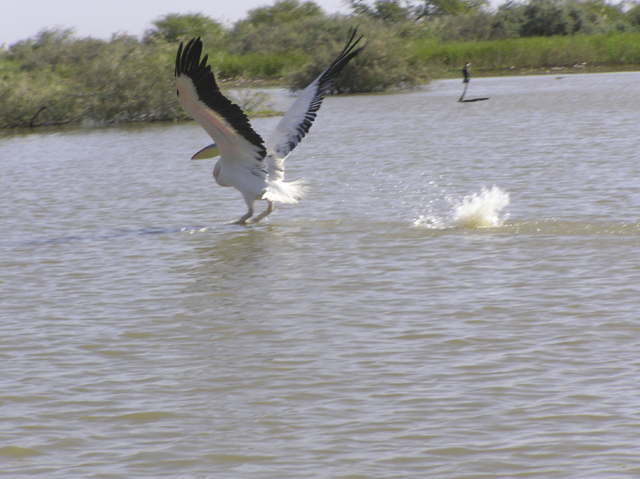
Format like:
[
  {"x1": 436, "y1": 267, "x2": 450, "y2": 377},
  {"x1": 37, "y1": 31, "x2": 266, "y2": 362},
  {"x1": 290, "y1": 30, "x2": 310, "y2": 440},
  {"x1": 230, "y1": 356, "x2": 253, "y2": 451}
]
[{"x1": 191, "y1": 143, "x2": 220, "y2": 160}]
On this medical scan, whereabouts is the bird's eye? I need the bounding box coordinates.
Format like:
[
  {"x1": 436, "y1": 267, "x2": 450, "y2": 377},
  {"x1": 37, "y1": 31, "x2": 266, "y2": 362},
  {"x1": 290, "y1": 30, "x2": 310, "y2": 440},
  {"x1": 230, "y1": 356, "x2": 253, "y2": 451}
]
[{"x1": 176, "y1": 89, "x2": 180, "y2": 96}]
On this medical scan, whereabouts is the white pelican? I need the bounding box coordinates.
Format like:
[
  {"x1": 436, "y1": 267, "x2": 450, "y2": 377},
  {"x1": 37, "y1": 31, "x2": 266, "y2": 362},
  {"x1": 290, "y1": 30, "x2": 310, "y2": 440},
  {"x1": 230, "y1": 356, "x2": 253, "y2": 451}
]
[{"x1": 175, "y1": 28, "x2": 364, "y2": 224}]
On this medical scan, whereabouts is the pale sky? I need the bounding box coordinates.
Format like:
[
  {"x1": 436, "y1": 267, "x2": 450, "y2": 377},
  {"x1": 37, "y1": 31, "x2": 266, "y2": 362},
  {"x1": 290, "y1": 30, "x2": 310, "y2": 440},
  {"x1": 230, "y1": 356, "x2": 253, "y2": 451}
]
[{"x1": 0, "y1": 0, "x2": 352, "y2": 47}]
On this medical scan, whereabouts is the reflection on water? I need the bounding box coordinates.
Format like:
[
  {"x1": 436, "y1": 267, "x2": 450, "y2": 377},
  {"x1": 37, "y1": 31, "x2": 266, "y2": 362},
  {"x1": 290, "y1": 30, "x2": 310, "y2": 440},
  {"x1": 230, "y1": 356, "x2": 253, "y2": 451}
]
[{"x1": 2, "y1": 72, "x2": 640, "y2": 478}]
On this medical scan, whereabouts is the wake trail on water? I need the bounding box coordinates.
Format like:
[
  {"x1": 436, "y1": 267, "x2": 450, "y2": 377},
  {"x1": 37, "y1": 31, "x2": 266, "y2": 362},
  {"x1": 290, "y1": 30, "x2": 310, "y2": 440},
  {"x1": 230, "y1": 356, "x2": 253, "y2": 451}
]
[
  {"x1": 0, "y1": 225, "x2": 231, "y2": 248},
  {"x1": 413, "y1": 186, "x2": 510, "y2": 230}
]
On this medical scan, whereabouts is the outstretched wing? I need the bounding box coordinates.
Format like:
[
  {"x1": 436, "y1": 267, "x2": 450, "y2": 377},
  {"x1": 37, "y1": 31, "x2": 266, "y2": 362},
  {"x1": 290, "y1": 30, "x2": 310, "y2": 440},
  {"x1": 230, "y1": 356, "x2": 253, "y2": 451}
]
[
  {"x1": 265, "y1": 27, "x2": 364, "y2": 180},
  {"x1": 175, "y1": 38, "x2": 266, "y2": 163}
]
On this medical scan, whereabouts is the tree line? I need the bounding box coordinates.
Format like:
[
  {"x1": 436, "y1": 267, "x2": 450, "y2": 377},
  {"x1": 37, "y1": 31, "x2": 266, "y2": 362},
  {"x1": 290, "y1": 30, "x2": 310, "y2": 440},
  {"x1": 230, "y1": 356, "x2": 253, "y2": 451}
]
[{"x1": 1, "y1": 0, "x2": 640, "y2": 128}]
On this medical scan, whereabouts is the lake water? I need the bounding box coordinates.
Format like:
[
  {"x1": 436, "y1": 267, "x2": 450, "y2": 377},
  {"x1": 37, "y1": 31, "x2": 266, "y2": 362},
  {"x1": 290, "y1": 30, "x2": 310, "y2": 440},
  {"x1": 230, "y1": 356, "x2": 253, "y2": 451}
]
[{"x1": 1, "y1": 72, "x2": 640, "y2": 478}]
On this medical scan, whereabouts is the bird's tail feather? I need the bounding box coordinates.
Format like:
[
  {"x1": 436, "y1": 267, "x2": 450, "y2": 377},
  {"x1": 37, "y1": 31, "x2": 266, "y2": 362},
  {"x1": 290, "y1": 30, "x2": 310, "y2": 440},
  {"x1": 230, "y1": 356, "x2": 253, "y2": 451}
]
[{"x1": 262, "y1": 179, "x2": 308, "y2": 205}]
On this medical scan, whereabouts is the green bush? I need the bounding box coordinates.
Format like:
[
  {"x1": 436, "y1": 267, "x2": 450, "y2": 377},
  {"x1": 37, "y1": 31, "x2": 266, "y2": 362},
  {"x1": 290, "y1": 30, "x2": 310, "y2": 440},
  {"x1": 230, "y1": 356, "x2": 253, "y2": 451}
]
[
  {"x1": 626, "y1": 4, "x2": 640, "y2": 27},
  {"x1": 215, "y1": 51, "x2": 309, "y2": 79},
  {"x1": 288, "y1": 21, "x2": 432, "y2": 92},
  {"x1": 144, "y1": 13, "x2": 226, "y2": 43},
  {"x1": 437, "y1": 12, "x2": 494, "y2": 42},
  {"x1": 0, "y1": 31, "x2": 179, "y2": 127}
]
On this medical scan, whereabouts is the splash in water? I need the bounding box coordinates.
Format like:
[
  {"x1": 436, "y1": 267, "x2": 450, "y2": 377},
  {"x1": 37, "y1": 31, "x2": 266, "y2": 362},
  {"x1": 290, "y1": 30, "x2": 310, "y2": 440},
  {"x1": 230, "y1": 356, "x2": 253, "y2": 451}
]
[{"x1": 414, "y1": 186, "x2": 510, "y2": 229}]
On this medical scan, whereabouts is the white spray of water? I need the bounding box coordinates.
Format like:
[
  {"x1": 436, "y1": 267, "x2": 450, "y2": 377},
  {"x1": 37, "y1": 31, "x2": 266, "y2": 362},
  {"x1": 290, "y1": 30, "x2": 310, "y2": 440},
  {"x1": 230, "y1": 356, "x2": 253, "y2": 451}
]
[{"x1": 414, "y1": 186, "x2": 510, "y2": 229}]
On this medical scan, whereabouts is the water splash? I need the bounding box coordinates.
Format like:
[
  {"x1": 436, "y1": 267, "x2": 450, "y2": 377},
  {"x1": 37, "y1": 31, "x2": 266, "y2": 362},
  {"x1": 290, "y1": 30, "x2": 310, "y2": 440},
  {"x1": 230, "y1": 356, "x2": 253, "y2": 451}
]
[
  {"x1": 414, "y1": 186, "x2": 510, "y2": 229},
  {"x1": 451, "y1": 186, "x2": 510, "y2": 228}
]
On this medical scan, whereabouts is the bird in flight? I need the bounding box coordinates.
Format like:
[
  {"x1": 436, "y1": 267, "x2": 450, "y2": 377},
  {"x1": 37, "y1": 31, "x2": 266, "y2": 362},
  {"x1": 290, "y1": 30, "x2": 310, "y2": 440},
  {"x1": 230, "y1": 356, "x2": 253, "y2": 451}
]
[{"x1": 175, "y1": 27, "x2": 364, "y2": 224}]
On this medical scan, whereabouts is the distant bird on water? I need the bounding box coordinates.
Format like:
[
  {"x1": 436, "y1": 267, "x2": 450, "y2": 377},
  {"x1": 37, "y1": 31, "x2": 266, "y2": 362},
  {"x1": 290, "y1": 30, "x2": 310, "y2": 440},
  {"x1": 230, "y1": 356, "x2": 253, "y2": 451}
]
[
  {"x1": 458, "y1": 62, "x2": 488, "y2": 103},
  {"x1": 459, "y1": 62, "x2": 471, "y2": 102},
  {"x1": 174, "y1": 28, "x2": 364, "y2": 224}
]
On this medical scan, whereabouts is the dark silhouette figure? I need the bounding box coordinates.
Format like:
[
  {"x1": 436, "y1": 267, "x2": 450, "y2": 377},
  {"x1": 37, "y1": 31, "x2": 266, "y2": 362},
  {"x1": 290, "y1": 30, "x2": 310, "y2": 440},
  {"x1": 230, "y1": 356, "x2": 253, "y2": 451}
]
[
  {"x1": 459, "y1": 62, "x2": 471, "y2": 102},
  {"x1": 458, "y1": 62, "x2": 488, "y2": 103}
]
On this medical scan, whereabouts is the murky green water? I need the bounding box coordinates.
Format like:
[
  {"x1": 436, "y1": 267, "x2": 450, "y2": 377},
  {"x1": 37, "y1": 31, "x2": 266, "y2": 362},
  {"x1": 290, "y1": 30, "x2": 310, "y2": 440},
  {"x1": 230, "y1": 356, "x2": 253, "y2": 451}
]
[{"x1": 2, "y1": 72, "x2": 640, "y2": 478}]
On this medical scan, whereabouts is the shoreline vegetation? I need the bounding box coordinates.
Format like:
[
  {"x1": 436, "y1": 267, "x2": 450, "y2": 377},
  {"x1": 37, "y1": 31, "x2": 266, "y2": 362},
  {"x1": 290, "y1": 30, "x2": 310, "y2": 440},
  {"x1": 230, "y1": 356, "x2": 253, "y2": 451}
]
[{"x1": 2, "y1": 0, "x2": 640, "y2": 129}]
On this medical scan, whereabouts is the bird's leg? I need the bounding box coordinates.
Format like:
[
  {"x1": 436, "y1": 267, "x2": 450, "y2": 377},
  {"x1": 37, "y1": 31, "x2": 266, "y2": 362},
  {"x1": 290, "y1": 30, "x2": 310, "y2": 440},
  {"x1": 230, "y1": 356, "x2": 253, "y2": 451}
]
[
  {"x1": 233, "y1": 206, "x2": 254, "y2": 225},
  {"x1": 459, "y1": 82, "x2": 468, "y2": 102},
  {"x1": 253, "y1": 201, "x2": 275, "y2": 223}
]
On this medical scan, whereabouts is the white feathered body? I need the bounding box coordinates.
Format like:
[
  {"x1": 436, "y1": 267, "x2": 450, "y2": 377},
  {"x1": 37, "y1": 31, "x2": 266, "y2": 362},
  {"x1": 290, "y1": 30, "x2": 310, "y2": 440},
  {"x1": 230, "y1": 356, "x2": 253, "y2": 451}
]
[{"x1": 212, "y1": 155, "x2": 306, "y2": 206}]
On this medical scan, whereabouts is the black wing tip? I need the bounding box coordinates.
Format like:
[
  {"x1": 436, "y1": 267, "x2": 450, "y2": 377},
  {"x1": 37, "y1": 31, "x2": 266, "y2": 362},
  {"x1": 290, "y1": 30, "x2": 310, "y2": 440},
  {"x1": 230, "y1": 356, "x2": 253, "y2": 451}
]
[
  {"x1": 174, "y1": 37, "x2": 267, "y2": 159},
  {"x1": 175, "y1": 37, "x2": 204, "y2": 78},
  {"x1": 343, "y1": 25, "x2": 365, "y2": 57},
  {"x1": 313, "y1": 26, "x2": 365, "y2": 94},
  {"x1": 329, "y1": 26, "x2": 366, "y2": 72}
]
